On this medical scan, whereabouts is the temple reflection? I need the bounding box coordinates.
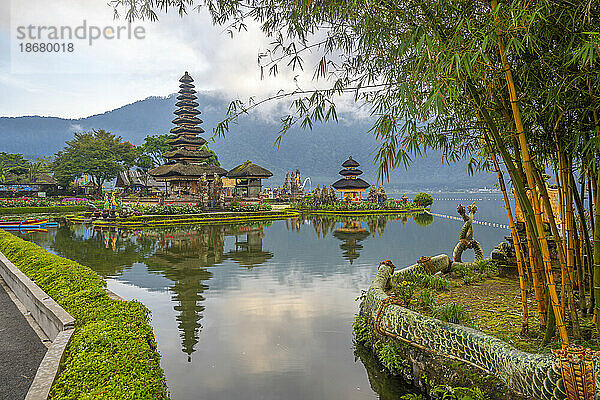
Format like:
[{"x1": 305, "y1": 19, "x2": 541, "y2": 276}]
[
  {"x1": 224, "y1": 225, "x2": 273, "y2": 269},
  {"x1": 333, "y1": 221, "x2": 370, "y2": 264},
  {"x1": 141, "y1": 223, "x2": 273, "y2": 359},
  {"x1": 25, "y1": 213, "x2": 428, "y2": 360}
]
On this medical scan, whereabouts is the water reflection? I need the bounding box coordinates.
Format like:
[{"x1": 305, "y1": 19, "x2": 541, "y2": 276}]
[
  {"x1": 17, "y1": 207, "x2": 505, "y2": 400},
  {"x1": 354, "y1": 343, "x2": 416, "y2": 399},
  {"x1": 333, "y1": 222, "x2": 370, "y2": 264}
]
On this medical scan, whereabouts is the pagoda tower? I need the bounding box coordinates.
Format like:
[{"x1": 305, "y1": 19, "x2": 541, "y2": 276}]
[
  {"x1": 150, "y1": 72, "x2": 227, "y2": 195},
  {"x1": 332, "y1": 156, "x2": 370, "y2": 201}
]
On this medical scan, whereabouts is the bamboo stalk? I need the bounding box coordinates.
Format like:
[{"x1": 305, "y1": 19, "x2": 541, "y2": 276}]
[
  {"x1": 578, "y1": 224, "x2": 587, "y2": 316},
  {"x1": 588, "y1": 173, "x2": 595, "y2": 314},
  {"x1": 554, "y1": 166, "x2": 567, "y2": 317},
  {"x1": 595, "y1": 179, "x2": 600, "y2": 331},
  {"x1": 572, "y1": 174, "x2": 593, "y2": 316},
  {"x1": 524, "y1": 211, "x2": 547, "y2": 326},
  {"x1": 464, "y1": 80, "x2": 546, "y2": 326},
  {"x1": 485, "y1": 137, "x2": 529, "y2": 334},
  {"x1": 589, "y1": 78, "x2": 600, "y2": 331},
  {"x1": 491, "y1": 0, "x2": 568, "y2": 346},
  {"x1": 565, "y1": 158, "x2": 576, "y2": 290},
  {"x1": 534, "y1": 171, "x2": 574, "y2": 335},
  {"x1": 555, "y1": 166, "x2": 567, "y2": 256}
]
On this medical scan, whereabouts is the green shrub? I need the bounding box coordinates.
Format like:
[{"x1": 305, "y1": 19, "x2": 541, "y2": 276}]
[
  {"x1": 453, "y1": 260, "x2": 498, "y2": 285},
  {"x1": 423, "y1": 274, "x2": 450, "y2": 291},
  {"x1": 434, "y1": 303, "x2": 471, "y2": 325},
  {"x1": 393, "y1": 269, "x2": 449, "y2": 292},
  {"x1": 431, "y1": 384, "x2": 489, "y2": 400},
  {"x1": 353, "y1": 314, "x2": 373, "y2": 345},
  {"x1": 419, "y1": 289, "x2": 436, "y2": 311},
  {"x1": 0, "y1": 230, "x2": 167, "y2": 399},
  {"x1": 227, "y1": 201, "x2": 272, "y2": 212},
  {"x1": 0, "y1": 205, "x2": 90, "y2": 215},
  {"x1": 377, "y1": 343, "x2": 406, "y2": 373},
  {"x1": 401, "y1": 395, "x2": 425, "y2": 400},
  {"x1": 413, "y1": 192, "x2": 433, "y2": 208},
  {"x1": 395, "y1": 279, "x2": 416, "y2": 306},
  {"x1": 475, "y1": 260, "x2": 498, "y2": 278}
]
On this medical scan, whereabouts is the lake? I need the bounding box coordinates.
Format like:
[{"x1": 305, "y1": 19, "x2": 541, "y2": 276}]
[{"x1": 20, "y1": 194, "x2": 509, "y2": 399}]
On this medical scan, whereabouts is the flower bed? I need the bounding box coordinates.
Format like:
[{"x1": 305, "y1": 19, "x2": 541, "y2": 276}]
[
  {"x1": 226, "y1": 202, "x2": 272, "y2": 212},
  {"x1": 0, "y1": 198, "x2": 56, "y2": 208},
  {"x1": 132, "y1": 202, "x2": 272, "y2": 215},
  {"x1": 292, "y1": 199, "x2": 423, "y2": 212},
  {"x1": 0, "y1": 198, "x2": 93, "y2": 214},
  {"x1": 0, "y1": 230, "x2": 168, "y2": 399}
]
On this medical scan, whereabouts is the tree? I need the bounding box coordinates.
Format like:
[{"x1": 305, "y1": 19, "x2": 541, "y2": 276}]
[
  {"x1": 28, "y1": 156, "x2": 52, "y2": 183},
  {"x1": 413, "y1": 193, "x2": 433, "y2": 208},
  {"x1": 141, "y1": 134, "x2": 174, "y2": 166},
  {"x1": 0, "y1": 153, "x2": 30, "y2": 183},
  {"x1": 52, "y1": 130, "x2": 137, "y2": 191},
  {"x1": 113, "y1": 0, "x2": 600, "y2": 342},
  {"x1": 201, "y1": 145, "x2": 220, "y2": 167}
]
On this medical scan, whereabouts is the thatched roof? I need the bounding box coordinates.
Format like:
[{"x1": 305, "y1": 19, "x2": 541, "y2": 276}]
[
  {"x1": 339, "y1": 168, "x2": 363, "y2": 177},
  {"x1": 341, "y1": 156, "x2": 360, "y2": 168},
  {"x1": 178, "y1": 88, "x2": 197, "y2": 95},
  {"x1": 163, "y1": 148, "x2": 213, "y2": 159},
  {"x1": 174, "y1": 108, "x2": 201, "y2": 116},
  {"x1": 172, "y1": 116, "x2": 203, "y2": 125},
  {"x1": 332, "y1": 178, "x2": 370, "y2": 190},
  {"x1": 168, "y1": 136, "x2": 207, "y2": 146},
  {"x1": 179, "y1": 71, "x2": 194, "y2": 83},
  {"x1": 227, "y1": 161, "x2": 273, "y2": 179},
  {"x1": 176, "y1": 93, "x2": 197, "y2": 101},
  {"x1": 175, "y1": 100, "x2": 199, "y2": 108},
  {"x1": 150, "y1": 163, "x2": 227, "y2": 178},
  {"x1": 116, "y1": 170, "x2": 163, "y2": 188},
  {"x1": 170, "y1": 126, "x2": 205, "y2": 135}
]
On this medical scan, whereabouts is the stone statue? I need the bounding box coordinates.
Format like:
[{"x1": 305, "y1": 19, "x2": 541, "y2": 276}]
[
  {"x1": 377, "y1": 185, "x2": 387, "y2": 204},
  {"x1": 367, "y1": 185, "x2": 377, "y2": 203}
]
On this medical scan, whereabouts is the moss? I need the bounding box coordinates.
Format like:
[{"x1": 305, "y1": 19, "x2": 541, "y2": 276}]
[{"x1": 0, "y1": 230, "x2": 168, "y2": 399}]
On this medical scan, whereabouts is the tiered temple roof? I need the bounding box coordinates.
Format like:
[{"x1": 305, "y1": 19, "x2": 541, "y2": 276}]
[
  {"x1": 332, "y1": 156, "x2": 370, "y2": 191},
  {"x1": 150, "y1": 72, "x2": 227, "y2": 182}
]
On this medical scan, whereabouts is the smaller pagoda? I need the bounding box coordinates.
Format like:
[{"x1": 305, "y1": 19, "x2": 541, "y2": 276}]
[
  {"x1": 332, "y1": 156, "x2": 370, "y2": 201},
  {"x1": 150, "y1": 72, "x2": 227, "y2": 195}
]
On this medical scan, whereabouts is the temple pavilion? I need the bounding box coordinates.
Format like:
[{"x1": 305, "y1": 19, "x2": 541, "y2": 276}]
[
  {"x1": 227, "y1": 161, "x2": 273, "y2": 198},
  {"x1": 332, "y1": 156, "x2": 370, "y2": 201},
  {"x1": 150, "y1": 72, "x2": 227, "y2": 195}
]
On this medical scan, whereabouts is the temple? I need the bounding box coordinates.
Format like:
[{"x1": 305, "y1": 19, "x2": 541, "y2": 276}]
[
  {"x1": 332, "y1": 156, "x2": 370, "y2": 201},
  {"x1": 226, "y1": 161, "x2": 272, "y2": 198},
  {"x1": 149, "y1": 72, "x2": 227, "y2": 195}
]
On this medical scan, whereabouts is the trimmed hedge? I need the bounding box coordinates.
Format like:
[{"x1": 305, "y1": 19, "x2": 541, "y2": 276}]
[{"x1": 0, "y1": 230, "x2": 168, "y2": 399}]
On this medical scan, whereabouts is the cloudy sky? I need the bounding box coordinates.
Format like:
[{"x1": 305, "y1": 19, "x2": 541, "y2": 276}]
[{"x1": 0, "y1": 0, "x2": 328, "y2": 118}]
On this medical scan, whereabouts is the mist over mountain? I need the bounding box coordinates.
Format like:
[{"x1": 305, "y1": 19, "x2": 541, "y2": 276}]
[{"x1": 0, "y1": 92, "x2": 496, "y2": 190}]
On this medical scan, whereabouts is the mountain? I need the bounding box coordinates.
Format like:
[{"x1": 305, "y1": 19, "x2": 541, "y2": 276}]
[{"x1": 0, "y1": 93, "x2": 497, "y2": 189}]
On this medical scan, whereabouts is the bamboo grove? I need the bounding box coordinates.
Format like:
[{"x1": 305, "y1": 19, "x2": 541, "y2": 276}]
[{"x1": 113, "y1": 0, "x2": 600, "y2": 346}]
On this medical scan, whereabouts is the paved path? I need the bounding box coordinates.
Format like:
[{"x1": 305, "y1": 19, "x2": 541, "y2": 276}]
[{"x1": 0, "y1": 279, "x2": 47, "y2": 400}]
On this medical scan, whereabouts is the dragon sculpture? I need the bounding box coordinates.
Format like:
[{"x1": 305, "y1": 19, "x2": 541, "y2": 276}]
[{"x1": 453, "y1": 203, "x2": 484, "y2": 262}]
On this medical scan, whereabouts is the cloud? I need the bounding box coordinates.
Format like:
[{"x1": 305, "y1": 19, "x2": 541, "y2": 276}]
[
  {"x1": 1, "y1": 0, "x2": 358, "y2": 120},
  {"x1": 68, "y1": 123, "x2": 83, "y2": 132}
]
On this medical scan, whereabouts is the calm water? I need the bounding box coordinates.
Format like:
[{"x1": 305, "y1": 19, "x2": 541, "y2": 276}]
[{"x1": 20, "y1": 194, "x2": 508, "y2": 399}]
